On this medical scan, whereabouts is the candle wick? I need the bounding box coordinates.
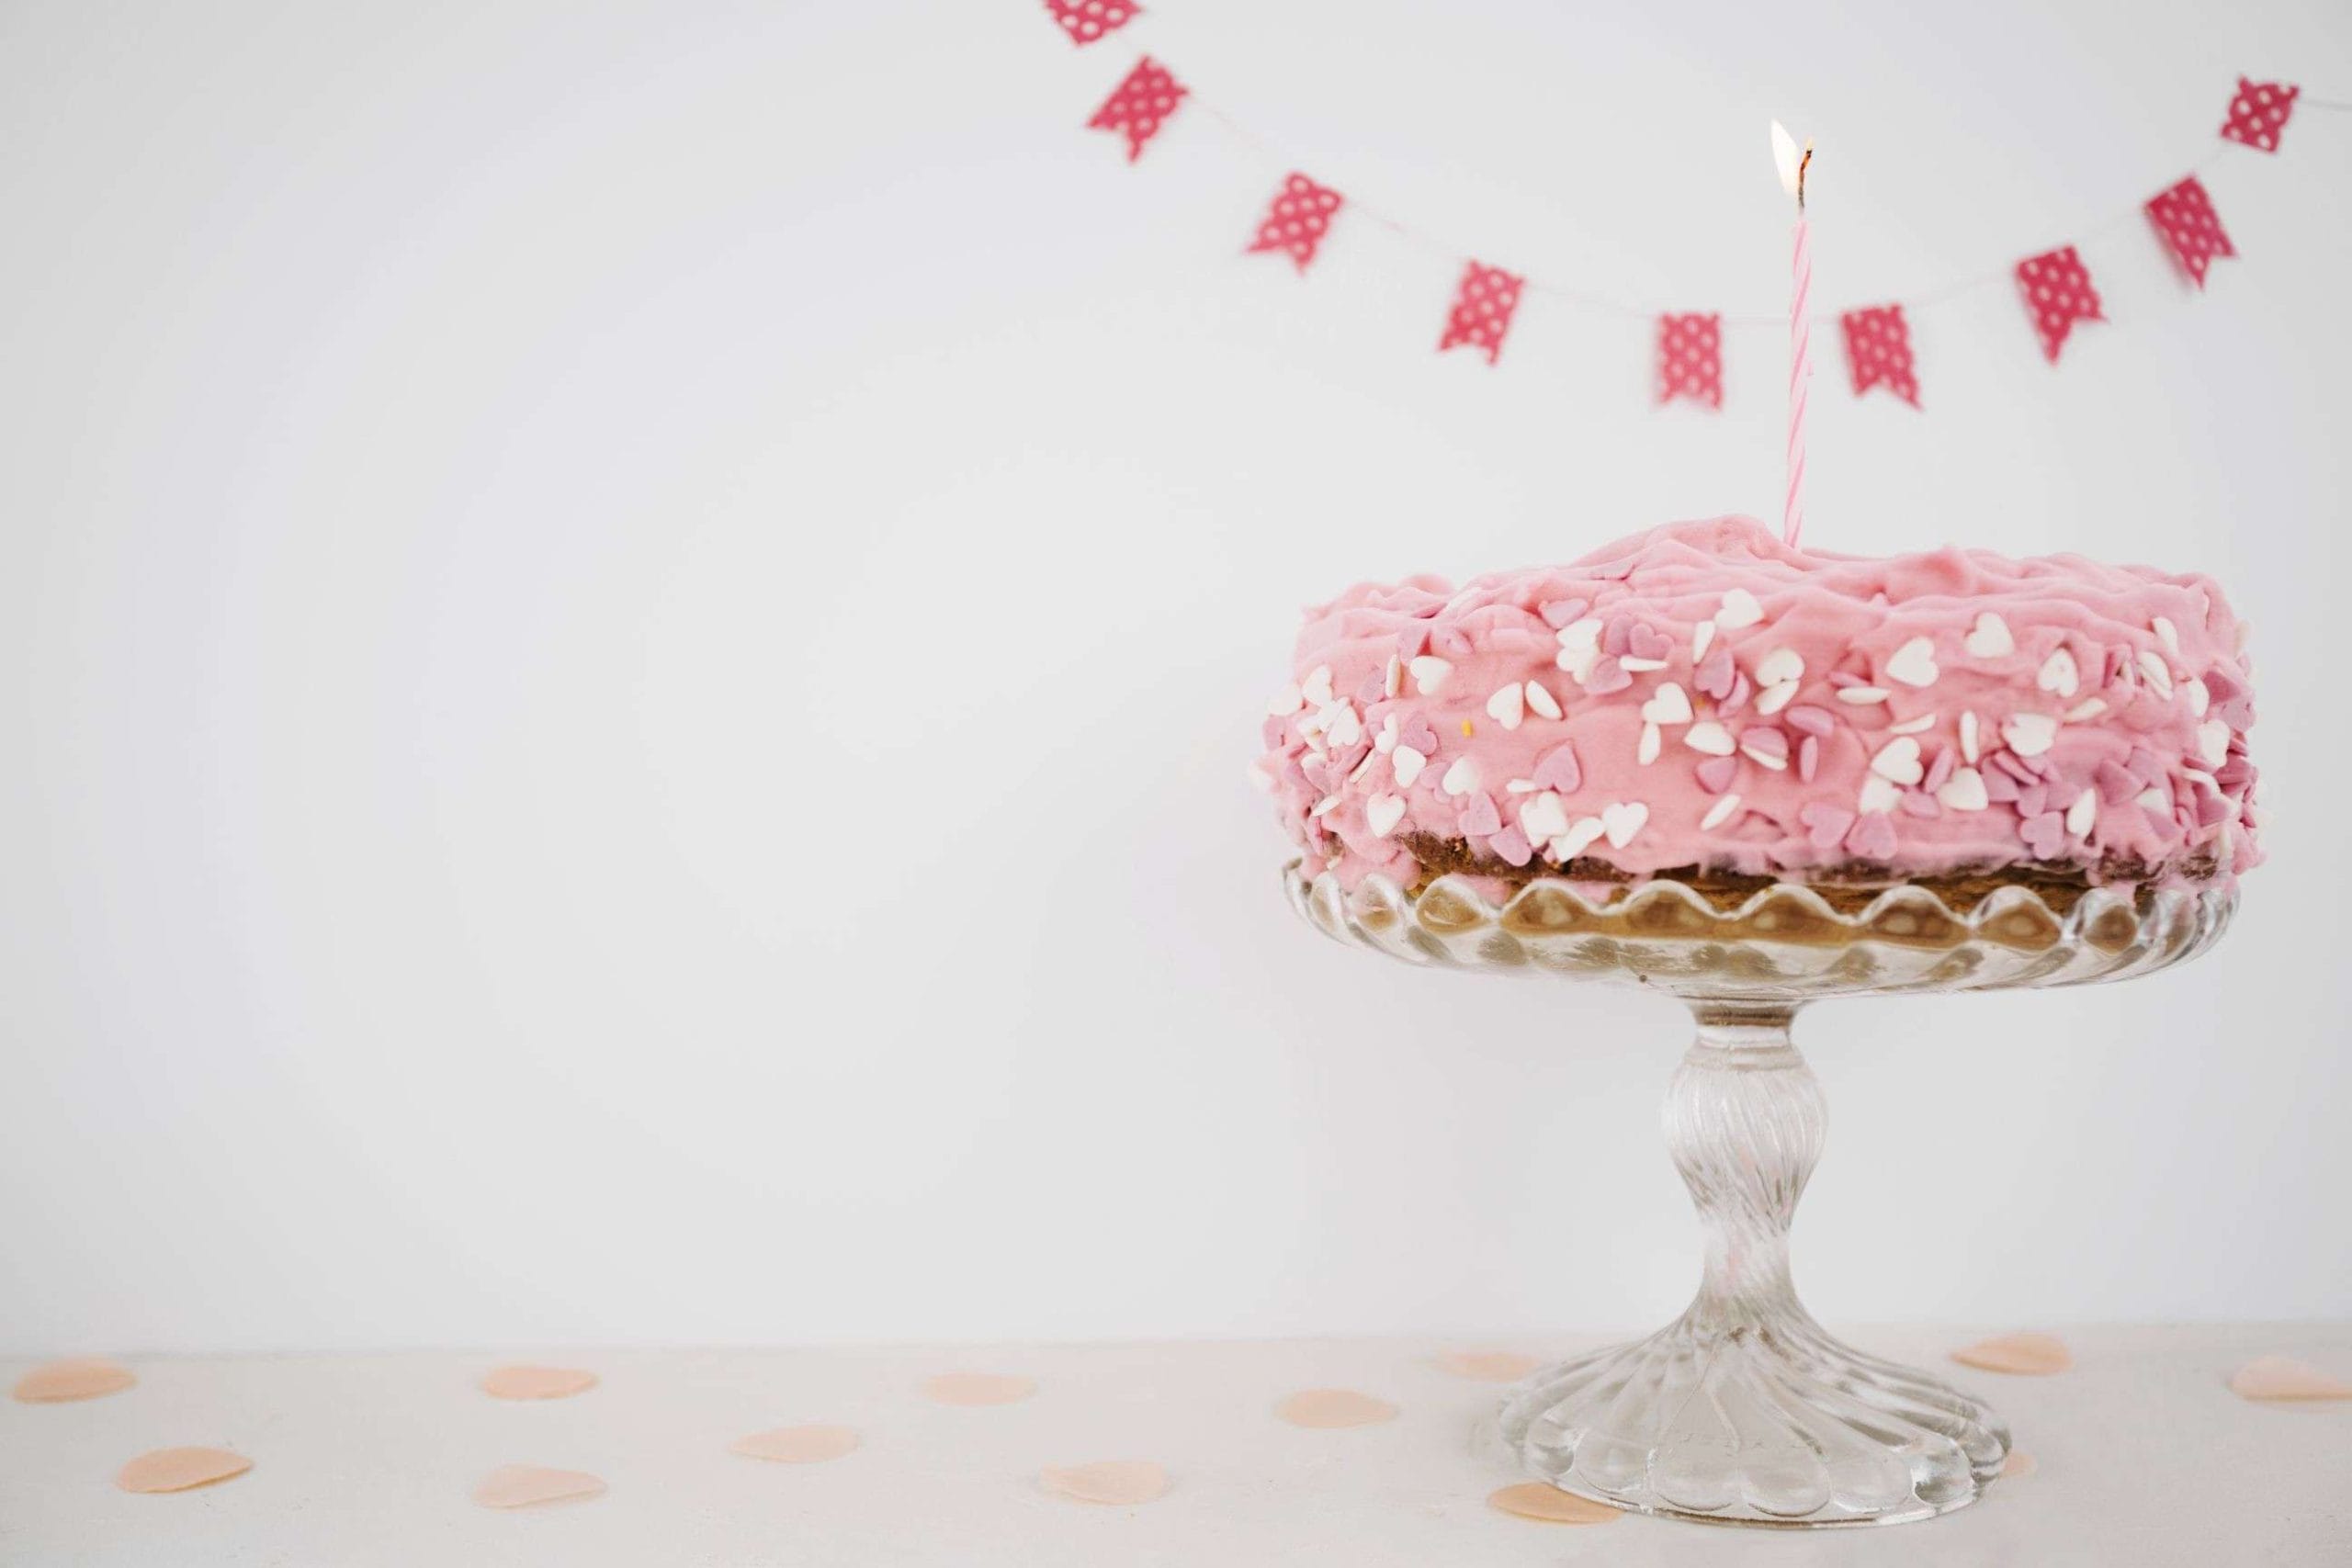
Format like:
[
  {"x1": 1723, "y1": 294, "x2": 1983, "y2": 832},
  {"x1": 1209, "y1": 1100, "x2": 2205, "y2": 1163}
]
[{"x1": 1796, "y1": 143, "x2": 1813, "y2": 214}]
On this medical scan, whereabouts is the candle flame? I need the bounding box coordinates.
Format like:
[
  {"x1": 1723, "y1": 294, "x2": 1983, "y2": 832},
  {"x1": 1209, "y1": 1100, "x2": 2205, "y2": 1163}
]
[{"x1": 1770, "y1": 119, "x2": 1814, "y2": 210}]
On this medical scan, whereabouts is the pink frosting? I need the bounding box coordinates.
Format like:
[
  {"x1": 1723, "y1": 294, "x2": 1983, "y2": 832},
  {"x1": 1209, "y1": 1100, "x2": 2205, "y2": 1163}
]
[{"x1": 1255, "y1": 516, "x2": 2261, "y2": 892}]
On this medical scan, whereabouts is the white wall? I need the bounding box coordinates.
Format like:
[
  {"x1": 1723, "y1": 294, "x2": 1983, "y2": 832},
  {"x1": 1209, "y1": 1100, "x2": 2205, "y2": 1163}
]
[{"x1": 3, "y1": 0, "x2": 2346, "y2": 1354}]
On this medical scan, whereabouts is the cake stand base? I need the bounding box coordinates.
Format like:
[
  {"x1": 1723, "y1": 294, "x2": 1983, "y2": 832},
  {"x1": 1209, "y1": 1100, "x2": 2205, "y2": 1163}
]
[{"x1": 1496, "y1": 1001, "x2": 2008, "y2": 1526}]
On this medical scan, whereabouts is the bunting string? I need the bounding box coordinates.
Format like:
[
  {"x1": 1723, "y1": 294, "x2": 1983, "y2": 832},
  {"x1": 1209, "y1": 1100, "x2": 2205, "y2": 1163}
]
[{"x1": 1050, "y1": 5, "x2": 2345, "y2": 405}]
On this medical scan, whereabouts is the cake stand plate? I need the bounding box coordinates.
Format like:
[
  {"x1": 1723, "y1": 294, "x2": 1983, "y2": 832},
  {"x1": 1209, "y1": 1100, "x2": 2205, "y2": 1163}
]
[{"x1": 1285, "y1": 863, "x2": 2234, "y2": 1527}]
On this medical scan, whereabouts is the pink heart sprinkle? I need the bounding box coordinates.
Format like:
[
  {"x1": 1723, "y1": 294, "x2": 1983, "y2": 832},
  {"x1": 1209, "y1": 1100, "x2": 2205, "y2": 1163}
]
[
  {"x1": 1797, "y1": 735, "x2": 1820, "y2": 783},
  {"x1": 1261, "y1": 717, "x2": 1289, "y2": 750},
  {"x1": 1625, "y1": 623, "x2": 1671, "y2": 662},
  {"x1": 2015, "y1": 784, "x2": 2050, "y2": 818},
  {"x1": 1988, "y1": 750, "x2": 2040, "y2": 784},
  {"x1": 1398, "y1": 716, "x2": 1440, "y2": 756},
  {"x1": 1693, "y1": 756, "x2": 1739, "y2": 795},
  {"x1": 2214, "y1": 757, "x2": 2255, "y2": 793},
  {"x1": 1692, "y1": 646, "x2": 1736, "y2": 699},
  {"x1": 1845, "y1": 811, "x2": 1898, "y2": 860},
  {"x1": 1582, "y1": 658, "x2": 1633, "y2": 695},
  {"x1": 2018, "y1": 811, "x2": 2068, "y2": 858},
  {"x1": 1457, "y1": 793, "x2": 1501, "y2": 837},
  {"x1": 1538, "y1": 597, "x2": 1591, "y2": 629},
  {"x1": 1721, "y1": 671, "x2": 1752, "y2": 715},
  {"x1": 2126, "y1": 746, "x2": 2165, "y2": 786},
  {"x1": 2143, "y1": 804, "x2": 2175, "y2": 835},
  {"x1": 2203, "y1": 668, "x2": 2245, "y2": 704},
  {"x1": 1800, "y1": 804, "x2": 1855, "y2": 851},
  {"x1": 2094, "y1": 760, "x2": 2139, "y2": 804},
  {"x1": 1432, "y1": 625, "x2": 1473, "y2": 659},
  {"x1": 1827, "y1": 670, "x2": 1862, "y2": 687},
  {"x1": 1532, "y1": 742, "x2": 1582, "y2": 794},
  {"x1": 1486, "y1": 825, "x2": 1532, "y2": 866},
  {"x1": 1921, "y1": 743, "x2": 1955, "y2": 793},
  {"x1": 1740, "y1": 726, "x2": 1788, "y2": 761},
  {"x1": 1395, "y1": 625, "x2": 1430, "y2": 659},
  {"x1": 1354, "y1": 669, "x2": 1385, "y2": 705},
  {"x1": 2194, "y1": 787, "x2": 2232, "y2": 827},
  {"x1": 1899, "y1": 791, "x2": 1941, "y2": 818},
  {"x1": 1600, "y1": 615, "x2": 1634, "y2": 657},
  {"x1": 1783, "y1": 705, "x2": 1835, "y2": 738},
  {"x1": 1982, "y1": 767, "x2": 2020, "y2": 803}
]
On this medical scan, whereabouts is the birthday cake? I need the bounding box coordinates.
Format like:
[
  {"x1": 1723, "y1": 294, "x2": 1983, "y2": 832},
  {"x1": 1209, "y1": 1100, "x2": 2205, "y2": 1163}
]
[{"x1": 1255, "y1": 517, "x2": 2259, "y2": 911}]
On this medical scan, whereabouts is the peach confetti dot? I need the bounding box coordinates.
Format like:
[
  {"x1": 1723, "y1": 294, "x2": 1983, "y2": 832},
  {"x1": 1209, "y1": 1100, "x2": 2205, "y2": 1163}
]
[
  {"x1": 14, "y1": 1357, "x2": 136, "y2": 1404},
  {"x1": 921, "y1": 1371, "x2": 1036, "y2": 1406},
  {"x1": 1039, "y1": 1460, "x2": 1170, "y2": 1506},
  {"x1": 116, "y1": 1448, "x2": 253, "y2": 1494},
  {"x1": 2229, "y1": 1355, "x2": 2352, "y2": 1403},
  {"x1": 1487, "y1": 1482, "x2": 1621, "y2": 1524},
  {"x1": 1432, "y1": 1350, "x2": 1541, "y2": 1382},
  {"x1": 2001, "y1": 1450, "x2": 2037, "y2": 1479},
  {"x1": 1273, "y1": 1389, "x2": 1398, "y2": 1428},
  {"x1": 1951, "y1": 1332, "x2": 2073, "y2": 1375},
  {"x1": 481, "y1": 1365, "x2": 598, "y2": 1401},
  {"x1": 472, "y1": 1464, "x2": 606, "y2": 1509},
  {"x1": 730, "y1": 1425, "x2": 861, "y2": 1464}
]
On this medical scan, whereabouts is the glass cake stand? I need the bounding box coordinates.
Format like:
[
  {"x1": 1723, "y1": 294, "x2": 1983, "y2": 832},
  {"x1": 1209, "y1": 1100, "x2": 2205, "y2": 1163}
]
[{"x1": 1283, "y1": 860, "x2": 2236, "y2": 1527}]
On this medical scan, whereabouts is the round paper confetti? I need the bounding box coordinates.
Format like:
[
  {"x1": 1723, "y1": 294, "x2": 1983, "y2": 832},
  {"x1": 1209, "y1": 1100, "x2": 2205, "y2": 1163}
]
[
  {"x1": 1039, "y1": 1460, "x2": 1170, "y2": 1506},
  {"x1": 473, "y1": 1464, "x2": 606, "y2": 1509},
  {"x1": 481, "y1": 1365, "x2": 598, "y2": 1400},
  {"x1": 117, "y1": 1448, "x2": 253, "y2": 1494},
  {"x1": 1951, "y1": 1332, "x2": 2073, "y2": 1375},
  {"x1": 14, "y1": 1357, "x2": 136, "y2": 1404},
  {"x1": 1432, "y1": 1350, "x2": 1541, "y2": 1382},
  {"x1": 1273, "y1": 1389, "x2": 1397, "y2": 1428},
  {"x1": 2229, "y1": 1355, "x2": 2352, "y2": 1403},
  {"x1": 921, "y1": 1372, "x2": 1036, "y2": 1406},
  {"x1": 2000, "y1": 1450, "x2": 2037, "y2": 1479},
  {"x1": 730, "y1": 1425, "x2": 861, "y2": 1463},
  {"x1": 1487, "y1": 1482, "x2": 1621, "y2": 1524}
]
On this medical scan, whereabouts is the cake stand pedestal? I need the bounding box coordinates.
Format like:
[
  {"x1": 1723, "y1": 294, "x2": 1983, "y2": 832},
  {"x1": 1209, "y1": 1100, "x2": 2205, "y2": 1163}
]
[{"x1": 1285, "y1": 863, "x2": 2233, "y2": 1527}]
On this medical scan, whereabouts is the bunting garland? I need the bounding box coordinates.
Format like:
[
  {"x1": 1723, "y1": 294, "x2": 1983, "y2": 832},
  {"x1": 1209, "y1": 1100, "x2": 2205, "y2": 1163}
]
[{"x1": 1061, "y1": 30, "x2": 2341, "y2": 406}]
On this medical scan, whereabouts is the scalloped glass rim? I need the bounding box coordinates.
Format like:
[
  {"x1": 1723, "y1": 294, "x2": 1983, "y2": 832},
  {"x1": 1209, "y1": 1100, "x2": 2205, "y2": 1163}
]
[{"x1": 1283, "y1": 861, "x2": 2236, "y2": 998}]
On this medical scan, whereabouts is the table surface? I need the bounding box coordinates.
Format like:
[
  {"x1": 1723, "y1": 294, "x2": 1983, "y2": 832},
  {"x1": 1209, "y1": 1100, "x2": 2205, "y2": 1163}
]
[{"x1": 6, "y1": 1324, "x2": 2348, "y2": 1566}]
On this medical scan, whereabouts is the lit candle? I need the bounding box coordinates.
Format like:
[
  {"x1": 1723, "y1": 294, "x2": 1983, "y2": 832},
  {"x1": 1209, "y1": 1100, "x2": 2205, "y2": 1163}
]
[{"x1": 1771, "y1": 120, "x2": 1814, "y2": 548}]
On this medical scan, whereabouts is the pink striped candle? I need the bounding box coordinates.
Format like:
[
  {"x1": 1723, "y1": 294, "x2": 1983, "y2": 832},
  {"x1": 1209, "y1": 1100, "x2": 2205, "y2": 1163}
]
[{"x1": 1771, "y1": 122, "x2": 1814, "y2": 548}]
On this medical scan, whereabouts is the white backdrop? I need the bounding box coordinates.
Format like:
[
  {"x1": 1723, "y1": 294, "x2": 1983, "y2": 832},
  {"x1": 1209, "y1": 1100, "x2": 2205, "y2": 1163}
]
[{"x1": 3, "y1": 0, "x2": 2347, "y2": 1355}]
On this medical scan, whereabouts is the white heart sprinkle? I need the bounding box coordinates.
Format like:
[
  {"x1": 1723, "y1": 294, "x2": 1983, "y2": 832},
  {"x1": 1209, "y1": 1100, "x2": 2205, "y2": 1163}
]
[
  {"x1": 1348, "y1": 749, "x2": 1378, "y2": 783},
  {"x1": 1408, "y1": 656, "x2": 1453, "y2": 696},
  {"x1": 1636, "y1": 721, "x2": 1661, "y2": 764},
  {"x1": 1554, "y1": 818, "x2": 1606, "y2": 861},
  {"x1": 1937, "y1": 767, "x2": 1989, "y2": 812},
  {"x1": 2065, "y1": 697, "x2": 2108, "y2": 722},
  {"x1": 1754, "y1": 648, "x2": 1804, "y2": 687},
  {"x1": 1384, "y1": 655, "x2": 1402, "y2": 698},
  {"x1": 1714, "y1": 589, "x2": 1764, "y2": 629},
  {"x1": 1739, "y1": 735, "x2": 1788, "y2": 771},
  {"x1": 2197, "y1": 719, "x2": 2230, "y2": 766},
  {"x1": 1391, "y1": 745, "x2": 1428, "y2": 788},
  {"x1": 1601, "y1": 801, "x2": 1649, "y2": 848},
  {"x1": 1755, "y1": 680, "x2": 1798, "y2": 716},
  {"x1": 1964, "y1": 613, "x2": 2014, "y2": 659},
  {"x1": 1485, "y1": 682, "x2": 1525, "y2": 730},
  {"x1": 2037, "y1": 648, "x2": 2079, "y2": 697},
  {"x1": 1441, "y1": 756, "x2": 1479, "y2": 795},
  {"x1": 1374, "y1": 715, "x2": 1398, "y2": 753},
  {"x1": 1684, "y1": 721, "x2": 1736, "y2": 756},
  {"x1": 1267, "y1": 683, "x2": 1303, "y2": 716},
  {"x1": 1691, "y1": 621, "x2": 1716, "y2": 660},
  {"x1": 1309, "y1": 795, "x2": 1340, "y2": 818},
  {"x1": 2137, "y1": 649, "x2": 2174, "y2": 699},
  {"x1": 1960, "y1": 711, "x2": 1981, "y2": 763},
  {"x1": 1640, "y1": 682, "x2": 1693, "y2": 726},
  {"x1": 1620, "y1": 656, "x2": 1669, "y2": 672},
  {"x1": 1885, "y1": 637, "x2": 1939, "y2": 688},
  {"x1": 1837, "y1": 686, "x2": 1890, "y2": 705},
  {"x1": 2066, "y1": 788, "x2": 2097, "y2": 837},
  {"x1": 1505, "y1": 778, "x2": 1537, "y2": 794},
  {"x1": 1700, "y1": 793, "x2": 1742, "y2": 830},
  {"x1": 1555, "y1": 617, "x2": 1602, "y2": 653},
  {"x1": 1366, "y1": 794, "x2": 1406, "y2": 837},
  {"x1": 1519, "y1": 792, "x2": 1569, "y2": 843},
  {"x1": 1556, "y1": 642, "x2": 1600, "y2": 682},
  {"x1": 2002, "y1": 713, "x2": 2058, "y2": 756},
  {"x1": 1302, "y1": 665, "x2": 1335, "y2": 705},
  {"x1": 2134, "y1": 786, "x2": 2168, "y2": 810},
  {"x1": 1870, "y1": 737, "x2": 1925, "y2": 784},
  {"x1": 1859, "y1": 774, "x2": 1901, "y2": 815},
  {"x1": 2182, "y1": 677, "x2": 2210, "y2": 717},
  {"x1": 1888, "y1": 713, "x2": 1934, "y2": 736},
  {"x1": 2153, "y1": 615, "x2": 2180, "y2": 655},
  {"x1": 1322, "y1": 702, "x2": 1362, "y2": 750},
  {"x1": 1524, "y1": 681, "x2": 1561, "y2": 720}
]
